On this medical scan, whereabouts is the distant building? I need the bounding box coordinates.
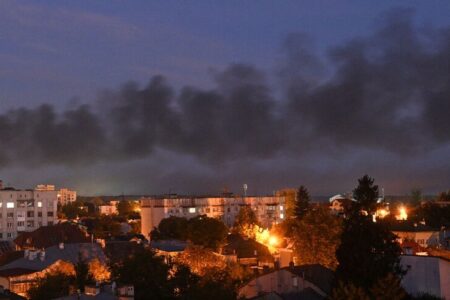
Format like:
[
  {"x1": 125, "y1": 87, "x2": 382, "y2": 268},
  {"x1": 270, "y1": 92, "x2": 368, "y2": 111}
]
[
  {"x1": 140, "y1": 195, "x2": 285, "y2": 239},
  {"x1": 57, "y1": 189, "x2": 77, "y2": 206},
  {"x1": 392, "y1": 223, "x2": 441, "y2": 248},
  {"x1": 239, "y1": 264, "x2": 334, "y2": 299},
  {"x1": 0, "y1": 185, "x2": 58, "y2": 240},
  {"x1": 401, "y1": 255, "x2": 450, "y2": 299},
  {"x1": 99, "y1": 201, "x2": 118, "y2": 216},
  {"x1": 35, "y1": 184, "x2": 55, "y2": 192}
]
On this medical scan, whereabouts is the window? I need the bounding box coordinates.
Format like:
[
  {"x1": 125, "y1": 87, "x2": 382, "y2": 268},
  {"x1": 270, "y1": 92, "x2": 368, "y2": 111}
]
[
  {"x1": 7, "y1": 212, "x2": 14, "y2": 218},
  {"x1": 37, "y1": 201, "x2": 42, "y2": 208},
  {"x1": 188, "y1": 207, "x2": 196, "y2": 213},
  {"x1": 27, "y1": 211, "x2": 34, "y2": 218},
  {"x1": 280, "y1": 213, "x2": 285, "y2": 219},
  {"x1": 7, "y1": 222, "x2": 13, "y2": 228},
  {"x1": 0, "y1": 202, "x2": 2, "y2": 208},
  {"x1": 47, "y1": 211, "x2": 54, "y2": 217},
  {"x1": 27, "y1": 221, "x2": 34, "y2": 228},
  {"x1": 38, "y1": 212, "x2": 42, "y2": 217},
  {"x1": 7, "y1": 233, "x2": 12, "y2": 238},
  {"x1": 48, "y1": 221, "x2": 53, "y2": 226},
  {"x1": 0, "y1": 233, "x2": 2, "y2": 239},
  {"x1": 17, "y1": 221, "x2": 24, "y2": 227},
  {"x1": 6, "y1": 202, "x2": 14, "y2": 209},
  {"x1": 279, "y1": 205, "x2": 284, "y2": 211}
]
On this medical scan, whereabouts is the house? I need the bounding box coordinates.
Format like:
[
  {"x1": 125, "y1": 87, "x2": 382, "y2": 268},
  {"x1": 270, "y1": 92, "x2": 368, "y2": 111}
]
[
  {"x1": 151, "y1": 239, "x2": 187, "y2": 259},
  {"x1": 0, "y1": 243, "x2": 107, "y2": 297},
  {"x1": 14, "y1": 222, "x2": 90, "y2": 250},
  {"x1": 239, "y1": 264, "x2": 334, "y2": 299},
  {"x1": 392, "y1": 223, "x2": 441, "y2": 248},
  {"x1": 329, "y1": 194, "x2": 355, "y2": 216},
  {"x1": 222, "y1": 234, "x2": 274, "y2": 267},
  {"x1": 400, "y1": 255, "x2": 450, "y2": 299}
]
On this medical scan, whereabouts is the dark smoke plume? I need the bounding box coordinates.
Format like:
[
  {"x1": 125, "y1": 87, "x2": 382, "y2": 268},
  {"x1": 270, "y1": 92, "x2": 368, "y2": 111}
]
[{"x1": 0, "y1": 9, "x2": 449, "y2": 170}]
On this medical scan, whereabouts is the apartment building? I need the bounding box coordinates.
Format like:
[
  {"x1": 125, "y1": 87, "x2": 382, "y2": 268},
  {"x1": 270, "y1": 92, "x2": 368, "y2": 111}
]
[
  {"x1": 140, "y1": 195, "x2": 285, "y2": 239},
  {"x1": 0, "y1": 185, "x2": 58, "y2": 240},
  {"x1": 57, "y1": 188, "x2": 77, "y2": 205}
]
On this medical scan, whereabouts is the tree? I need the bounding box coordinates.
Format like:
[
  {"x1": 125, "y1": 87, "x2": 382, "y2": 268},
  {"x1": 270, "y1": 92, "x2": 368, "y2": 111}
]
[
  {"x1": 336, "y1": 212, "x2": 404, "y2": 290},
  {"x1": 353, "y1": 175, "x2": 379, "y2": 214},
  {"x1": 437, "y1": 190, "x2": 450, "y2": 202},
  {"x1": 175, "y1": 245, "x2": 227, "y2": 275},
  {"x1": 370, "y1": 273, "x2": 407, "y2": 300},
  {"x1": 186, "y1": 267, "x2": 238, "y2": 300},
  {"x1": 90, "y1": 216, "x2": 122, "y2": 239},
  {"x1": 113, "y1": 248, "x2": 173, "y2": 300},
  {"x1": 75, "y1": 254, "x2": 91, "y2": 293},
  {"x1": 233, "y1": 206, "x2": 258, "y2": 235},
  {"x1": 28, "y1": 272, "x2": 73, "y2": 300},
  {"x1": 292, "y1": 206, "x2": 342, "y2": 270},
  {"x1": 186, "y1": 216, "x2": 228, "y2": 250},
  {"x1": 88, "y1": 258, "x2": 110, "y2": 283},
  {"x1": 151, "y1": 216, "x2": 189, "y2": 240},
  {"x1": 60, "y1": 200, "x2": 88, "y2": 219},
  {"x1": 276, "y1": 188, "x2": 297, "y2": 218},
  {"x1": 330, "y1": 281, "x2": 370, "y2": 300},
  {"x1": 410, "y1": 188, "x2": 423, "y2": 207},
  {"x1": 294, "y1": 185, "x2": 310, "y2": 218}
]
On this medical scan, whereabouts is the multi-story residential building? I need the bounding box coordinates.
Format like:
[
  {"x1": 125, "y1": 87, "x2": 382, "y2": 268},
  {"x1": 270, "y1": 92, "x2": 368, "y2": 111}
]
[
  {"x1": 140, "y1": 195, "x2": 285, "y2": 239},
  {"x1": 99, "y1": 201, "x2": 118, "y2": 216},
  {"x1": 57, "y1": 188, "x2": 77, "y2": 205},
  {"x1": 0, "y1": 186, "x2": 58, "y2": 240}
]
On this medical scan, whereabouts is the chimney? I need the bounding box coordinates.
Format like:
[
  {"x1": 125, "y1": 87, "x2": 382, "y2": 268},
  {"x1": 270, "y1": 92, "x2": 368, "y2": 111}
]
[
  {"x1": 39, "y1": 249, "x2": 46, "y2": 261},
  {"x1": 59, "y1": 242, "x2": 64, "y2": 250}
]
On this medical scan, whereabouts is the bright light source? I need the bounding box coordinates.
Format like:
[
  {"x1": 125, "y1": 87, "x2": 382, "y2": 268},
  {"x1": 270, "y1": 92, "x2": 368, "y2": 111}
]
[
  {"x1": 396, "y1": 206, "x2": 408, "y2": 220},
  {"x1": 188, "y1": 207, "x2": 196, "y2": 213},
  {"x1": 6, "y1": 202, "x2": 14, "y2": 208},
  {"x1": 279, "y1": 205, "x2": 284, "y2": 211},
  {"x1": 268, "y1": 236, "x2": 279, "y2": 247},
  {"x1": 37, "y1": 201, "x2": 42, "y2": 208},
  {"x1": 280, "y1": 213, "x2": 284, "y2": 219}
]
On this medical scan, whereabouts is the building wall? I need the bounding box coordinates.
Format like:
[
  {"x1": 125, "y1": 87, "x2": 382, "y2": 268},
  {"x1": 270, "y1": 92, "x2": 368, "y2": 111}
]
[
  {"x1": 57, "y1": 188, "x2": 77, "y2": 205},
  {"x1": 394, "y1": 231, "x2": 441, "y2": 248},
  {"x1": 0, "y1": 190, "x2": 58, "y2": 240},
  {"x1": 140, "y1": 196, "x2": 285, "y2": 239},
  {"x1": 401, "y1": 255, "x2": 450, "y2": 299},
  {"x1": 99, "y1": 205, "x2": 118, "y2": 215}
]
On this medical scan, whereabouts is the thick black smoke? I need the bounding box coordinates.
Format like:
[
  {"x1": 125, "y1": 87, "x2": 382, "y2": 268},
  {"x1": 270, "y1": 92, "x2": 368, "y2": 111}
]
[{"x1": 0, "y1": 9, "x2": 449, "y2": 170}]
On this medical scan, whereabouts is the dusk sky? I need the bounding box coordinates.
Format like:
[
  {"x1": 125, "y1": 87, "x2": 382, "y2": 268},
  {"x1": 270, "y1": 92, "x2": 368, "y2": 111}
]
[{"x1": 0, "y1": 0, "x2": 449, "y2": 196}]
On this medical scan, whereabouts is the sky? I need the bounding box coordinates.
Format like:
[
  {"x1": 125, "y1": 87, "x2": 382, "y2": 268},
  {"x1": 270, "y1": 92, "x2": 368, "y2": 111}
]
[{"x1": 0, "y1": 0, "x2": 449, "y2": 196}]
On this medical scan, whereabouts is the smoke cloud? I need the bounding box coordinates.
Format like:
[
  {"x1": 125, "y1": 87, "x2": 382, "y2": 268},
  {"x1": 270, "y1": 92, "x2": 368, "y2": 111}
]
[{"x1": 0, "y1": 9, "x2": 449, "y2": 194}]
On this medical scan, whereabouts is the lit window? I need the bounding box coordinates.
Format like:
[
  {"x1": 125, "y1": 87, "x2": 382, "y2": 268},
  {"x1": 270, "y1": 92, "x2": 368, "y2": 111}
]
[
  {"x1": 280, "y1": 213, "x2": 284, "y2": 219},
  {"x1": 37, "y1": 202, "x2": 42, "y2": 208},
  {"x1": 6, "y1": 202, "x2": 14, "y2": 208},
  {"x1": 189, "y1": 207, "x2": 196, "y2": 213},
  {"x1": 0, "y1": 202, "x2": 2, "y2": 208},
  {"x1": 279, "y1": 205, "x2": 284, "y2": 211}
]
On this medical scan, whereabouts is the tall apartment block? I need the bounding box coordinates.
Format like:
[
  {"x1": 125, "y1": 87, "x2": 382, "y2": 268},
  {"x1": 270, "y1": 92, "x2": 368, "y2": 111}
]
[
  {"x1": 0, "y1": 181, "x2": 58, "y2": 240},
  {"x1": 140, "y1": 195, "x2": 285, "y2": 239}
]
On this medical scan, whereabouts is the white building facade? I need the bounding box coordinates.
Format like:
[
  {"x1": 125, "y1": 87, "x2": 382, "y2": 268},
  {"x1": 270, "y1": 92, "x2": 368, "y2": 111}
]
[
  {"x1": 140, "y1": 195, "x2": 285, "y2": 239},
  {"x1": 0, "y1": 189, "x2": 58, "y2": 240}
]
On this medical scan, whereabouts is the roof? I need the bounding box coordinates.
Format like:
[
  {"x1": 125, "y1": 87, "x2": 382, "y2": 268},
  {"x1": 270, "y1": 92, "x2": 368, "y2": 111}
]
[
  {"x1": 151, "y1": 240, "x2": 187, "y2": 252},
  {"x1": 222, "y1": 235, "x2": 273, "y2": 261},
  {"x1": 329, "y1": 194, "x2": 356, "y2": 203},
  {"x1": 14, "y1": 222, "x2": 90, "y2": 249},
  {"x1": 0, "y1": 267, "x2": 36, "y2": 277},
  {"x1": 391, "y1": 222, "x2": 440, "y2": 232},
  {"x1": 0, "y1": 243, "x2": 106, "y2": 273},
  {"x1": 286, "y1": 265, "x2": 334, "y2": 295},
  {"x1": 0, "y1": 289, "x2": 26, "y2": 300}
]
